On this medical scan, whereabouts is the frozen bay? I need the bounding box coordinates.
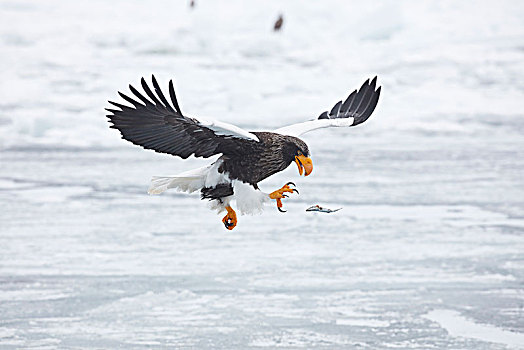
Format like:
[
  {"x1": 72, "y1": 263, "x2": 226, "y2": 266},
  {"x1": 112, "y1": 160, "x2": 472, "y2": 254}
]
[{"x1": 1, "y1": 0, "x2": 524, "y2": 348}]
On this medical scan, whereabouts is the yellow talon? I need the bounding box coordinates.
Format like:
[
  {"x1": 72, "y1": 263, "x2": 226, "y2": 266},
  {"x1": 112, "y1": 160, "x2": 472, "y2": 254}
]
[
  {"x1": 222, "y1": 205, "x2": 237, "y2": 230},
  {"x1": 269, "y1": 182, "x2": 299, "y2": 212}
]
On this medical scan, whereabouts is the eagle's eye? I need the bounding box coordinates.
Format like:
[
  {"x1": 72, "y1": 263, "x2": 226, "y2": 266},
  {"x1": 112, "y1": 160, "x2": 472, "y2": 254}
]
[{"x1": 297, "y1": 150, "x2": 303, "y2": 156}]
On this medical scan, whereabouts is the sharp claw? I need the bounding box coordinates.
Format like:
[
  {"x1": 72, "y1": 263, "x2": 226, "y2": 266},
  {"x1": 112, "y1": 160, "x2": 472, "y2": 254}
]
[
  {"x1": 286, "y1": 181, "x2": 296, "y2": 187},
  {"x1": 222, "y1": 206, "x2": 237, "y2": 230},
  {"x1": 282, "y1": 194, "x2": 288, "y2": 198},
  {"x1": 278, "y1": 207, "x2": 287, "y2": 213},
  {"x1": 292, "y1": 189, "x2": 299, "y2": 194}
]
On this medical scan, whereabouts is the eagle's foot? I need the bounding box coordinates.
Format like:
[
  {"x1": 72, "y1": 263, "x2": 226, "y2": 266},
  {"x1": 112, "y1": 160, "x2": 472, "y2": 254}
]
[
  {"x1": 269, "y1": 182, "x2": 299, "y2": 213},
  {"x1": 222, "y1": 205, "x2": 237, "y2": 230}
]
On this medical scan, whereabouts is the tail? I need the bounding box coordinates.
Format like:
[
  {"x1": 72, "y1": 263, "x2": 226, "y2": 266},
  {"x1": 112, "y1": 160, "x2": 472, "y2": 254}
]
[
  {"x1": 148, "y1": 176, "x2": 178, "y2": 194},
  {"x1": 147, "y1": 165, "x2": 209, "y2": 195}
]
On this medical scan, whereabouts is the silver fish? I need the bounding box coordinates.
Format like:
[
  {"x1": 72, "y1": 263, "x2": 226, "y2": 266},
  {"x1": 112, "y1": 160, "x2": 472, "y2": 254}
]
[{"x1": 305, "y1": 205, "x2": 341, "y2": 213}]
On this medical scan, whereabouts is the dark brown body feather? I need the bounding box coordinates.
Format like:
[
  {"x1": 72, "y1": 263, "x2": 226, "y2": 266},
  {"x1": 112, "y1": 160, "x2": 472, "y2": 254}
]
[
  {"x1": 201, "y1": 132, "x2": 307, "y2": 201},
  {"x1": 218, "y1": 132, "x2": 308, "y2": 186}
]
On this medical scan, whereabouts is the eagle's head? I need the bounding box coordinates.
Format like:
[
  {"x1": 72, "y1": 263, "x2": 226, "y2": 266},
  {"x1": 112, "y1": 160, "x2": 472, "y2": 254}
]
[{"x1": 285, "y1": 136, "x2": 313, "y2": 176}]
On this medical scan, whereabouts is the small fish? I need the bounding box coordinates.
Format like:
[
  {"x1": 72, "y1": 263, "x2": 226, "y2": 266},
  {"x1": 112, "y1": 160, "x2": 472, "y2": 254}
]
[{"x1": 306, "y1": 205, "x2": 341, "y2": 213}]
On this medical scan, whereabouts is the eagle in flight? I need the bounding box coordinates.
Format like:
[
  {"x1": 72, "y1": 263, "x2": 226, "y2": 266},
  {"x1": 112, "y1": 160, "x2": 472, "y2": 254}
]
[{"x1": 106, "y1": 75, "x2": 381, "y2": 230}]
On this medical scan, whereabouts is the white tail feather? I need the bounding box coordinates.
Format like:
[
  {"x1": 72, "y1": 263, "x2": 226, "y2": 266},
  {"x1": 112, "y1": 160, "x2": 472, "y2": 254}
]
[
  {"x1": 148, "y1": 165, "x2": 210, "y2": 195},
  {"x1": 146, "y1": 161, "x2": 268, "y2": 217}
]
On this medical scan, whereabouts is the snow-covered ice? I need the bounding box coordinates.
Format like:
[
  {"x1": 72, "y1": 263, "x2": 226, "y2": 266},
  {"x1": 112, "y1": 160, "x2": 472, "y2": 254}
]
[{"x1": 1, "y1": 0, "x2": 523, "y2": 348}]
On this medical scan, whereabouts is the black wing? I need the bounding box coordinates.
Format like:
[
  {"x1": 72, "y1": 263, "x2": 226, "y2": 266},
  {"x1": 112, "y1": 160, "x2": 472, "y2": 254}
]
[
  {"x1": 318, "y1": 76, "x2": 381, "y2": 126},
  {"x1": 106, "y1": 75, "x2": 259, "y2": 159}
]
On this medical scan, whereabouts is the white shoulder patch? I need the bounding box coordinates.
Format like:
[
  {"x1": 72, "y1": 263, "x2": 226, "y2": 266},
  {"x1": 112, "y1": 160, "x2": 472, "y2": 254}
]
[
  {"x1": 274, "y1": 117, "x2": 355, "y2": 137},
  {"x1": 196, "y1": 117, "x2": 260, "y2": 142}
]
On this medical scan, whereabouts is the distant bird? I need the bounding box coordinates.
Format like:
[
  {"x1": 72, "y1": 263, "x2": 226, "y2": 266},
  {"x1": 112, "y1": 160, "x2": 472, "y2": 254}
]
[
  {"x1": 189, "y1": 0, "x2": 195, "y2": 8},
  {"x1": 273, "y1": 14, "x2": 284, "y2": 31},
  {"x1": 106, "y1": 76, "x2": 381, "y2": 230}
]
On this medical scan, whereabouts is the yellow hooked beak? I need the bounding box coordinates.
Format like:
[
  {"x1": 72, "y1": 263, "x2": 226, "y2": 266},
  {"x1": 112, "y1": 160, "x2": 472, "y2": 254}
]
[{"x1": 295, "y1": 154, "x2": 313, "y2": 176}]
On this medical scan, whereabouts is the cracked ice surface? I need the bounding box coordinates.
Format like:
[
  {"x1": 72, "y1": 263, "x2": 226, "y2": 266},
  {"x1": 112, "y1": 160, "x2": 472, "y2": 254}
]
[{"x1": 1, "y1": 0, "x2": 524, "y2": 349}]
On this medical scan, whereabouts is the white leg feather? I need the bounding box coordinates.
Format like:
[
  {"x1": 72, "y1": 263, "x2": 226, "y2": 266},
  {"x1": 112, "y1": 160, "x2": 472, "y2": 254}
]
[
  {"x1": 147, "y1": 160, "x2": 269, "y2": 218},
  {"x1": 232, "y1": 181, "x2": 270, "y2": 215},
  {"x1": 208, "y1": 196, "x2": 232, "y2": 214}
]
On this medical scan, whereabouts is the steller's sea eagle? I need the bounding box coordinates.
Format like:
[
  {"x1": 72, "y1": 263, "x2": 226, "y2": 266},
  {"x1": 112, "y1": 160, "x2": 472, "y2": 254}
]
[{"x1": 106, "y1": 75, "x2": 381, "y2": 230}]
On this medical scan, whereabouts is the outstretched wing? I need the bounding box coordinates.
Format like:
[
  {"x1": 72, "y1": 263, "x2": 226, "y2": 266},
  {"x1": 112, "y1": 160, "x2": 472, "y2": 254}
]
[
  {"x1": 106, "y1": 75, "x2": 260, "y2": 159},
  {"x1": 274, "y1": 77, "x2": 381, "y2": 137}
]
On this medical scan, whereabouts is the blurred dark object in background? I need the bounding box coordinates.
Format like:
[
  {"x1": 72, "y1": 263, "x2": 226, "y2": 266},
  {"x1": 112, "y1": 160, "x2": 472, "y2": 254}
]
[{"x1": 274, "y1": 14, "x2": 283, "y2": 31}]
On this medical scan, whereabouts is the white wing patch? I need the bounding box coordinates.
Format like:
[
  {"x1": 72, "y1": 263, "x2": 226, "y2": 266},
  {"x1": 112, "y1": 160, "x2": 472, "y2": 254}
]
[
  {"x1": 274, "y1": 118, "x2": 355, "y2": 138},
  {"x1": 197, "y1": 117, "x2": 260, "y2": 142},
  {"x1": 274, "y1": 77, "x2": 380, "y2": 138}
]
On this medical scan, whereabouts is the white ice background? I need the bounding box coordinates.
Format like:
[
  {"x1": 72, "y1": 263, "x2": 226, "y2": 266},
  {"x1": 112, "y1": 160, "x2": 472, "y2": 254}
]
[{"x1": 1, "y1": 0, "x2": 524, "y2": 349}]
